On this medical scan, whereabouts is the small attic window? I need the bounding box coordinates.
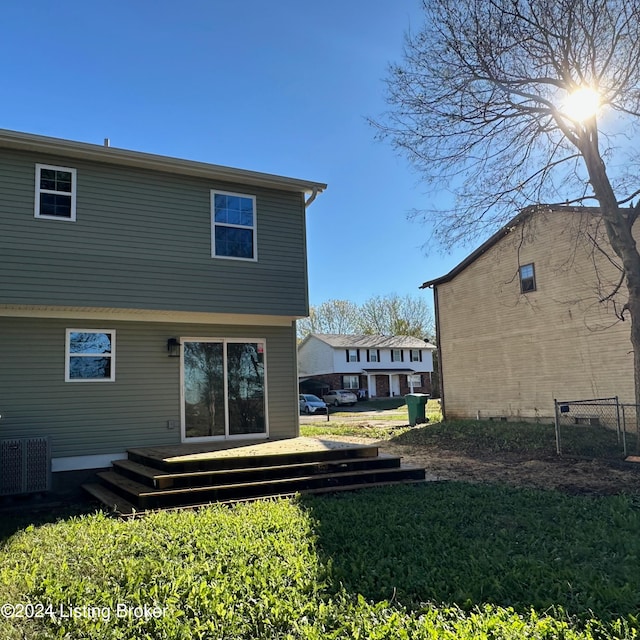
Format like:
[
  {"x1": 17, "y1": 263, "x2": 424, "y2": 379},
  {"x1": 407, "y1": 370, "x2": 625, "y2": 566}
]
[{"x1": 519, "y1": 263, "x2": 536, "y2": 293}]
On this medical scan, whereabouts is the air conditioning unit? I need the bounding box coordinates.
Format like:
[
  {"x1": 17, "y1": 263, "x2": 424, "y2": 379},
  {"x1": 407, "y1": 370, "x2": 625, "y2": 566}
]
[{"x1": 0, "y1": 437, "x2": 51, "y2": 496}]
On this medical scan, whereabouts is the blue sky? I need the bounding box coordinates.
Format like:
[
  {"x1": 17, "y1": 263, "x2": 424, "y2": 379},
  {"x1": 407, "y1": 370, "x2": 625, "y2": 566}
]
[{"x1": 1, "y1": 1, "x2": 466, "y2": 308}]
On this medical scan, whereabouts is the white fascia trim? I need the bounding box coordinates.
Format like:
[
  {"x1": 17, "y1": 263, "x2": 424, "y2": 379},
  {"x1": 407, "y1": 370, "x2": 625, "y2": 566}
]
[
  {"x1": 0, "y1": 305, "x2": 296, "y2": 327},
  {"x1": 52, "y1": 452, "x2": 128, "y2": 472}
]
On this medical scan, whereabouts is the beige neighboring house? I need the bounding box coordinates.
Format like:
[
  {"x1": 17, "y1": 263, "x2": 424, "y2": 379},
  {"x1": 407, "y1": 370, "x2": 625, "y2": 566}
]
[
  {"x1": 298, "y1": 333, "x2": 436, "y2": 399},
  {"x1": 421, "y1": 205, "x2": 634, "y2": 421}
]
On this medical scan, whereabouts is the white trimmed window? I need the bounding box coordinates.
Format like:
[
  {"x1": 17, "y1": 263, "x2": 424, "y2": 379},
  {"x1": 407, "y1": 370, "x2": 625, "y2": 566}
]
[
  {"x1": 410, "y1": 349, "x2": 422, "y2": 362},
  {"x1": 211, "y1": 190, "x2": 257, "y2": 260},
  {"x1": 65, "y1": 330, "x2": 115, "y2": 382},
  {"x1": 343, "y1": 375, "x2": 359, "y2": 389},
  {"x1": 35, "y1": 164, "x2": 77, "y2": 221},
  {"x1": 391, "y1": 349, "x2": 404, "y2": 362},
  {"x1": 408, "y1": 374, "x2": 422, "y2": 387},
  {"x1": 347, "y1": 349, "x2": 359, "y2": 362}
]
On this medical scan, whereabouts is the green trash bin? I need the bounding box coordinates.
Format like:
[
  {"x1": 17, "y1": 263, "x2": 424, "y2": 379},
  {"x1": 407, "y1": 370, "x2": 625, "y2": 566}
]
[{"x1": 405, "y1": 393, "x2": 430, "y2": 426}]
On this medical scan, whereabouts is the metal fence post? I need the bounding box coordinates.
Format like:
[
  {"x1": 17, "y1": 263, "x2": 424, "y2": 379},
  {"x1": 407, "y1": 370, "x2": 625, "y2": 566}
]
[
  {"x1": 615, "y1": 397, "x2": 628, "y2": 456},
  {"x1": 553, "y1": 398, "x2": 562, "y2": 455}
]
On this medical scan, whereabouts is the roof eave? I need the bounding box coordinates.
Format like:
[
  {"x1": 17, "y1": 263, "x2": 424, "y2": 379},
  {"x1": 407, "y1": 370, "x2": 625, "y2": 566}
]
[
  {"x1": 0, "y1": 129, "x2": 327, "y2": 195},
  {"x1": 420, "y1": 206, "x2": 544, "y2": 289}
]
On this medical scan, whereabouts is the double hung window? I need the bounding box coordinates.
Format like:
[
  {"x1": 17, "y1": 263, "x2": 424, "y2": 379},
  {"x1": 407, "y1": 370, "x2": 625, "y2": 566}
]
[
  {"x1": 65, "y1": 330, "x2": 115, "y2": 382},
  {"x1": 343, "y1": 375, "x2": 359, "y2": 389},
  {"x1": 347, "y1": 349, "x2": 359, "y2": 362},
  {"x1": 35, "y1": 164, "x2": 77, "y2": 221},
  {"x1": 211, "y1": 190, "x2": 257, "y2": 260},
  {"x1": 408, "y1": 374, "x2": 422, "y2": 387}
]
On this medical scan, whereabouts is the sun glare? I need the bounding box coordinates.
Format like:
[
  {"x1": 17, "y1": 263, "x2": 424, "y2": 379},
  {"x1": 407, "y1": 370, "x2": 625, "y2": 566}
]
[{"x1": 563, "y1": 87, "x2": 600, "y2": 122}]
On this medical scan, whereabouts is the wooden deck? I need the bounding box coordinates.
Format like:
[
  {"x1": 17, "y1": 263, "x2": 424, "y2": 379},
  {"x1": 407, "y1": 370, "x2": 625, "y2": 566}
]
[{"x1": 83, "y1": 437, "x2": 427, "y2": 516}]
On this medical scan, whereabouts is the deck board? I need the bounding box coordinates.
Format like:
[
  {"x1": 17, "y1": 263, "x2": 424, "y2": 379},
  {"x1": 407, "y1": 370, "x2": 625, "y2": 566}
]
[{"x1": 128, "y1": 437, "x2": 378, "y2": 466}]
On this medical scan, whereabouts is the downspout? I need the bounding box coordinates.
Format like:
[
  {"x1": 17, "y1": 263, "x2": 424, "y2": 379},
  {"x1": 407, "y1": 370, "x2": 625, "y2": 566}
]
[{"x1": 305, "y1": 187, "x2": 319, "y2": 208}]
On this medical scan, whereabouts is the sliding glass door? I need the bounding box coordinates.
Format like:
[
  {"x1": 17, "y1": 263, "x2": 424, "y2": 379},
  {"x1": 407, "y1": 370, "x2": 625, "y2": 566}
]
[{"x1": 182, "y1": 339, "x2": 266, "y2": 441}]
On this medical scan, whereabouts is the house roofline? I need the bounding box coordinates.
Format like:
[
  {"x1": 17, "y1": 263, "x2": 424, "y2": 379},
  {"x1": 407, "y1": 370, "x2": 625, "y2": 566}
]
[
  {"x1": 300, "y1": 332, "x2": 436, "y2": 349},
  {"x1": 419, "y1": 205, "x2": 602, "y2": 289},
  {"x1": 0, "y1": 128, "x2": 327, "y2": 196}
]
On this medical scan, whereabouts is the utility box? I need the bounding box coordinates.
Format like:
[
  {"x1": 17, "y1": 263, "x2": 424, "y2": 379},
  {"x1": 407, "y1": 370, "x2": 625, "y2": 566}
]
[
  {"x1": 405, "y1": 393, "x2": 430, "y2": 426},
  {"x1": 0, "y1": 437, "x2": 51, "y2": 496}
]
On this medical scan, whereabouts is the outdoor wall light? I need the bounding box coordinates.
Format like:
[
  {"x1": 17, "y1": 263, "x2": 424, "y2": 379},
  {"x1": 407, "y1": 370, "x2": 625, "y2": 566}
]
[{"x1": 167, "y1": 338, "x2": 181, "y2": 358}]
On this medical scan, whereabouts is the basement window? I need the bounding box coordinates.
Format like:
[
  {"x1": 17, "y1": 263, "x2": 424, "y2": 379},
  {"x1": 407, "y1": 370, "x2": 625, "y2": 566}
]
[{"x1": 519, "y1": 263, "x2": 536, "y2": 293}]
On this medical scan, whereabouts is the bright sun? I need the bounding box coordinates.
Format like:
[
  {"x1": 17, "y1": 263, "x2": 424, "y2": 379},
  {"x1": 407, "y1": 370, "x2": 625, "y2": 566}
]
[{"x1": 563, "y1": 87, "x2": 600, "y2": 122}]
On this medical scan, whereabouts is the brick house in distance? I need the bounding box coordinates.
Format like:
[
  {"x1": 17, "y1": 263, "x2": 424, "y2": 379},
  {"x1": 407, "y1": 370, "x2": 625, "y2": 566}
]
[{"x1": 298, "y1": 333, "x2": 435, "y2": 399}]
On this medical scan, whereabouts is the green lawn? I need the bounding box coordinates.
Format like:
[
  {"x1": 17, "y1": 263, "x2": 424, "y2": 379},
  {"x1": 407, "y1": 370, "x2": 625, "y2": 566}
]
[
  {"x1": 2, "y1": 417, "x2": 638, "y2": 639},
  {"x1": 2, "y1": 482, "x2": 640, "y2": 638},
  {"x1": 303, "y1": 398, "x2": 442, "y2": 438}
]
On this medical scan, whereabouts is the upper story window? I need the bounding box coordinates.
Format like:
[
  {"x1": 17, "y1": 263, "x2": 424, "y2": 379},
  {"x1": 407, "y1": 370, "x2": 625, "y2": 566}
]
[
  {"x1": 391, "y1": 349, "x2": 404, "y2": 362},
  {"x1": 35, "y1": 164, "x2": 77, "y2": 221},
  {"x1": 367, "y1": 349, "x2": 379, "y2": 362},
  {"x1": 211, "y1": 190, "x2": 257, "y2": 261},
  {"x1": 346, "y1": 349, "x2": 360, "y2": 362},
  {"x1": 65, "y1": 329, "x2": 115, "y2": 382},
  {"x1": 410, "y1": 349, "x2": 422, "y2": 362},
  {"x1": 519, "y1": 263, "x2": 536, "y2": 293}
]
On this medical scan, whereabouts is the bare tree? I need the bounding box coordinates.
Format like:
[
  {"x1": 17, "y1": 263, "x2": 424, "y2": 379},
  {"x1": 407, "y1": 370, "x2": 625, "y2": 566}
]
[
  {"x1": 297, "y1": 299, "x2": 359, "y2": 339},
  {"x1": 357, "y1": 293, "x2": 435, "y2": 340},
  {"x1": 374, "y1": 0, "x2": 640, "y2": 404},
  {"x1": 297, "y1": 294, "x2": 434, "y2": 341}
]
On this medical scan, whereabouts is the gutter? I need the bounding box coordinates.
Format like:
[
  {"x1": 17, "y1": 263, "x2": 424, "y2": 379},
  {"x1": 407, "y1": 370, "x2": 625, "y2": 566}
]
[{"x1": 0, "y1": 128, "x2": 327, "y2": 196}]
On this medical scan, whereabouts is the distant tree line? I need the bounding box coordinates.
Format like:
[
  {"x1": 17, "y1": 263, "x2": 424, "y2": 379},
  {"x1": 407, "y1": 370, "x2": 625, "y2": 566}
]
[{"x1": 297, "y1": 294, "x2": 435, "y2": 342}]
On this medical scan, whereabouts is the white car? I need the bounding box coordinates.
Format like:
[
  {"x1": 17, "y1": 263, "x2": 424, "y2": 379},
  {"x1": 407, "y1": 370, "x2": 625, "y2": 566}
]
[
  {"x1": 323, "y1": 390, "x2": 357, "y2": 407},
  {"x1": 299, "y1": 394, "x2": 327, "y2": 414}
]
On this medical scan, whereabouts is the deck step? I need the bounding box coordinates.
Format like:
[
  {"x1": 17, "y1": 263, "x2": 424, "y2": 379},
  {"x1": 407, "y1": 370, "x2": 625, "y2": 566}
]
[
  {"x1": 82, "y1": 482, "x2": 137, "y2": 516},
  {"x1": 84, "y1": 438, "x2": 430, "y2": 514},
  {"x1": 112, "y1": 454, "x2": 402, "y2": 489},
  {"x1": 96, "y1": 465, "x2": 426, "y2": 510}
]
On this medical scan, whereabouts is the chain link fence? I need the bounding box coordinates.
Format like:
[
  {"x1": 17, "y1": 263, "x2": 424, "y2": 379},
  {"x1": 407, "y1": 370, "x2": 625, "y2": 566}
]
[{"x1": 553, "y1": 397, "x2": 636, "y2": 459}]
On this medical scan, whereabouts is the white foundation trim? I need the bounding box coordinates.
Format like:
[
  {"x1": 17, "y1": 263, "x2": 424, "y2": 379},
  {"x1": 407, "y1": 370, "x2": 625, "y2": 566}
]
[{"x1": 52, "y1": 452, "x2": 128, "y2": 472}]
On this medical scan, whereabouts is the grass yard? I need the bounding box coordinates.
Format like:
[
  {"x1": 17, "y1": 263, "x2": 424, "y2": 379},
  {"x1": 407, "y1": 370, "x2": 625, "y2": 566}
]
[
  {"x1": 301, "y1": 398, "x2": 442, "y2": 439},
  {"x1": 3, "y1": 416, "x2": 640, "y2": 639},
  {"x1": 2, "y1": 483, "x2": 640, "y2": 639}
]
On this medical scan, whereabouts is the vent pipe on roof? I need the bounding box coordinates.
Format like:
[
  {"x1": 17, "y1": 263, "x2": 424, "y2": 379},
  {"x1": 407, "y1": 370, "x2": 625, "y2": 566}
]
[{"x1": 104, "y1": 138, "x2": 110, "y2": 147}]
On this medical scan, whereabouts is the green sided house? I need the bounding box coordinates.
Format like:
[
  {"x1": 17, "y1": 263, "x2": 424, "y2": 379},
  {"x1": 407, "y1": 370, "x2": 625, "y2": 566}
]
[{"x1": 0, "y1": 129, "x2": 326, "y2": 490}]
